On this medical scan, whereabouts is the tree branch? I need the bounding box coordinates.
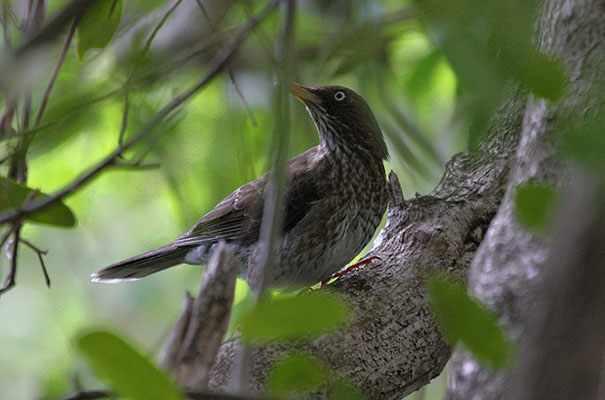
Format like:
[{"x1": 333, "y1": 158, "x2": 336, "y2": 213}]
[
  {"x1": 0, "y1": 223, "x2": 20, "y2": 295},
  {"x1": 20, "y1": 237, "x2": 50, "y2": 288},
  {"x1": 32, "y1": 16, "x2": 78, "y2": 128},
  {"x1": 194, "y1": 0, "x2": 257, "y2": 126},
  {"x1": 14, "y1": 0, "x2": 92, "y2": 57},
  {"x1": 161, "y1": 242, "x2": 240, "y2": 389},
  {"x1": 446, "y1": 0, "x2": 605, "y2": 398},
  {"x1": 0, "y1": 0, "x2": 280, "y2": 227}
]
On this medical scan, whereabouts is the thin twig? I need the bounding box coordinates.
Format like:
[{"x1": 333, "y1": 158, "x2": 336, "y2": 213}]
[
  {"x1": 117, "y1": 0, "x2": 181, "y2": 151},
  {"x1": 111, "y1": 160, "x2": 161, "y2": 170},
  {"x1": 117, "y1": 87, "x2": 130, "y2": 153},
  {"x1": 142, "y1": 0, "x2": 184, "y2": 56},
  {"x1": 0, "y1": 225, "x2": 13, "y2": 254},
  {"x1": 0, "y1": 224, "x2": 20, "y2": 295},
  {"x1": 240, "y1": 1, "x2": 278, "y2": 67},
  {"x1": 195, "y1": 0, "x2": 257, "y2": 126},
  {"x1": 14, "y1": 0, "x2": 93, "y2": 57},
  {"x1": 21, "y1": 92, "x2": 32, "y2": 130},
  {"x1": 33, "y1": 17, "x2": 78, "y2": 128},
  {"x1": 0, "y1": 97, "x2": 16, "y2": 135},
  {"x1": 20, "y1": 237, "x2": 50, "y2": 288},
  {"x1": 2, "y1": 0, "x2": 13, "y2": 53},
  {"x1": 0, "y1": 0, "x2": 280, "y2": 226}
]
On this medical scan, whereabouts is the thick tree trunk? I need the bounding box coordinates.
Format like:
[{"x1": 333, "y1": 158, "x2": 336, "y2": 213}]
[{"x1": 446, "y1": 0, "x2": 605, "y2": 399}]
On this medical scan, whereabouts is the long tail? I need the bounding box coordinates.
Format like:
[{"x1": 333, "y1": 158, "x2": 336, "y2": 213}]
[{"x1": 91, "y1": 244, "x2": 189, "y2": 283}]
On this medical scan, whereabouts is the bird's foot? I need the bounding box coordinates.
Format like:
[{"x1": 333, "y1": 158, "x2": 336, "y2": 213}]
[{"x1": 320, "y1": 256, "x2": 382, "y2": 287}]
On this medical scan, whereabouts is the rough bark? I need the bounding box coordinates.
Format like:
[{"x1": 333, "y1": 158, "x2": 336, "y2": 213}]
[
  {"x1": 446, "y1": 0, "x2": 605, "y2": 399},
  {"x1": 161, "y1": 243, "x2": 240, "y2": 389},
  {"x1": 201, "y1": 85, "x2": 527, "y2": 398}
]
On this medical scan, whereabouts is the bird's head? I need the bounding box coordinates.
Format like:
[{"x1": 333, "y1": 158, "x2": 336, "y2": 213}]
[{"x1": 290, "y1": 83, "x2": 388, "y2": 161}]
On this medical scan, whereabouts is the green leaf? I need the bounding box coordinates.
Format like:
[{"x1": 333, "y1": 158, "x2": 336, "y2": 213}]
[
  {"x1": 514, "y1": 181, "x2": 559, "y2": 234},
  {"x1": 0, "y1": 178, "x2": 76, "y2": 227},
  {"x1": 514, "y1": 51, "x2": 566, "y2": 101},
  {"x1": 77, "y1": 330, "x2": 182, "y2": 400},
  {"x1": 77, "y1": 0, "x2": 123, "y2": 59},
  {"x1": 266, "y1": 353, "x2": 327, "y2": 397},
  {"x1": 427, "y1": 276, "x2": 513, "y2": 368},
  {"x1": 405, "y1": 50, "x2": 443, "y2": 102},
  {"x1": 329, "y1": 380, "x2": 368, "y2": 400},
  {"x1": 558, "y1": 112, "x2": 605, "y2": 171},
  {"x1": 240, "y1": 291, "x2": 352, "y2": 342}
]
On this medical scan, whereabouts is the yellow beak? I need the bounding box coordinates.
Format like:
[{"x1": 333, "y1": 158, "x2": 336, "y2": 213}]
[{"x1": 290, "y1": 82, "x2": 321, "y2": 106}]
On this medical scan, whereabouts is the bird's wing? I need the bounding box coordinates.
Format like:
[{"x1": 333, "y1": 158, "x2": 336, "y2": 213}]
[
  {"x1": 173, "y1": 177, "x2": 266, "y2": 247},
  {"x1": 173, "y1": 146, "x2": 326, "y2": 248}
]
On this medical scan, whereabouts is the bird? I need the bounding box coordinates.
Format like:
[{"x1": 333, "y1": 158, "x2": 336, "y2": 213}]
[{"x1": 92, "y1": 83, "x2": 389, "y2": 294}]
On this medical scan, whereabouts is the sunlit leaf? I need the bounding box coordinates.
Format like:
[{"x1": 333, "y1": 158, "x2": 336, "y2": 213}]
[
  {"x1": 0, "y1": 178, "x2": 76, "y2": 227},
  {"x1": 514, "y1": 181, "x2": 559, "y2": 234},
  {"x1": 225, "y1": 282, "x2": 256, "y2": 339},
  {"x1": 416, "y1": 0, "x2": 567, "y2": 150},
  {"x1": 77, "y1": 0, "x2": 123, "y2": 59},
  {"x1": 77, "y1": 330, "x2": 182, "y2": 400},
  {"x1": 427, "y1": 276, "x2": 513, "y2": 368},
  {"x1": 240, "y1": 291, "x2": 352, "y2": 342},
  {"x1": 406, "y1": 50, "x2": 442, "y2": 102},
  {"x1": 266, "y1": 353, "x2": 327, "y2": 397}
]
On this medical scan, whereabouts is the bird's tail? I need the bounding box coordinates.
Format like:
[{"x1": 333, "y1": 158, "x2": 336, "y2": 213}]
[{"x1": 91, "y1": 244, "x2": 189, "y2": 283}]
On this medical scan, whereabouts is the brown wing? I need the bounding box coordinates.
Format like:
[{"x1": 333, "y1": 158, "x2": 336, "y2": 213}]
[
  {"x1": 173, "y1": 176, "x2": 266, "y2": 247},
  {"x1": 173, "y1": 146, "x2": 325, "y2": 248}
]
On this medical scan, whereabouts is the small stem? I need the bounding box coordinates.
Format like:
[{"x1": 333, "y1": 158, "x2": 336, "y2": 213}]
[
  {"x1": 2, "y1": 0, "x2": 13, "y2": 53},
  {"x1": 117, "y1": 87, "x2": 130, "y2": 153},
  {"x1": 0, "y1": 224, "x2": 20, "y2": 295},
  {"x1": 33, "y1": 16, "x2": 77, "y2": 128},
  {"x1": 20, "y1": 238, "x2": 50, "y2": 288},
  {"x1": 0, "y1": 0, "x2": 280, "y2": 226},
  {"x1": 142, "y1": 0, "x2": 183, "y2": 56},
  {"x1": 195, "y1": 0, "x2": 257, "y2": 126}
]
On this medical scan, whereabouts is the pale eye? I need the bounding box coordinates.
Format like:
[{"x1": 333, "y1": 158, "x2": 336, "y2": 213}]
[{"x1": 334, "y1": 91, "x2": 346, "y2": 101}]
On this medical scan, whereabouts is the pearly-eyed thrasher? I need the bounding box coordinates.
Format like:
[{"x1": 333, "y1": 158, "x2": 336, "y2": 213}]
[{"x1": 92, "y1": 84, "x2": 389, "y2": 294}]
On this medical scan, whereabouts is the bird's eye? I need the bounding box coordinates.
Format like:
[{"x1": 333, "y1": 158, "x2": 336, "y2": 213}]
[{"x1": 334, "y1": 91, "x2": 346, "y2": 101}]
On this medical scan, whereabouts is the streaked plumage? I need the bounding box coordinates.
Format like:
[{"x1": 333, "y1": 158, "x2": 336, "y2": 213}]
[{"x1": 92, "y1": 84, "x2": 389, "y2": 294}]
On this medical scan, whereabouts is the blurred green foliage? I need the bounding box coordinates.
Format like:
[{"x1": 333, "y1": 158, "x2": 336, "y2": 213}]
[
  {"x1": 427, "y1": 276, "x2": 514, "y2": 369},
  {"x1": 0, "y1": 0, "x2": 579, "y2": 398},
  {"x1": 240, "y1": 290, "x2": 351, "y2": 343},
  {"x1": 0, "y1": 177, "x2": 75, "y2": 227},
  {"x1": 514, "y1": 180, "x2": 559, "y2": 235},
  {"x1": 77, "y1": 330, "x2": 182, "y2": 400},
  {"x1": 266, "y1": 352, "x2": 328, "y2": 398},
  {"x1": 77, "y1": 0, "x2": 124, "y2": 59}
]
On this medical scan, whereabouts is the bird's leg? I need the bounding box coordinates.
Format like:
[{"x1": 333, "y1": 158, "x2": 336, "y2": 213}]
[{"x1": 320, "y1": 256, "x2": 382, "y2": 287}]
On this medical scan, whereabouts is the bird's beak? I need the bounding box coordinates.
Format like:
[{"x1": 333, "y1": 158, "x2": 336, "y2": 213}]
[{"x1": 290, "y1": 82, "x2": 321, "y2": 106}]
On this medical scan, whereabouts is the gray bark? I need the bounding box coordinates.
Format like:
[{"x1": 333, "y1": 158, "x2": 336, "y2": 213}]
[
  {"x1": 161, "y1": 243, "x2": 240, "y2": 389},
  {"x1": 446, "y1": 0, "x2": 605, "y2": 399}
]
